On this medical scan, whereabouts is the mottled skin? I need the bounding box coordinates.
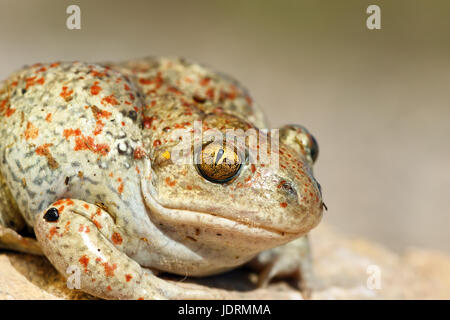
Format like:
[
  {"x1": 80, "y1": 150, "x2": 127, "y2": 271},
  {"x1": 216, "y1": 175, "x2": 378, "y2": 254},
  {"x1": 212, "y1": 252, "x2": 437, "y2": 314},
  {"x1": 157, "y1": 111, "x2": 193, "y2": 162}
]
[{"x1": 0, "y1": 57, "x2": 324, "y2": 299}]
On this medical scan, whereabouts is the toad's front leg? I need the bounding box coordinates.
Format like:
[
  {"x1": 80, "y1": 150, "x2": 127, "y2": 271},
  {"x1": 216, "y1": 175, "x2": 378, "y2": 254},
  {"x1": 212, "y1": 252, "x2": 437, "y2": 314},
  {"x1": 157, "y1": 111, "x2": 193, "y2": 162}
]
[
  {"x1": 35, "y1": 199, "x2": 166, "y2": 299},
  {"x1": 35, "y1": 199, "x2": 300, "y2": 300}
]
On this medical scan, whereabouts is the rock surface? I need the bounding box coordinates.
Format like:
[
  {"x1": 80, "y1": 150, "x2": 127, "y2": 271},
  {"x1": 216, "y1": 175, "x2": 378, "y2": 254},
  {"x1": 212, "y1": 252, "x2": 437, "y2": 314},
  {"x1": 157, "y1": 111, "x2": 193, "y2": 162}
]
[{"x1": 1, "y1": 224, "x2": 449, "y2": 300}]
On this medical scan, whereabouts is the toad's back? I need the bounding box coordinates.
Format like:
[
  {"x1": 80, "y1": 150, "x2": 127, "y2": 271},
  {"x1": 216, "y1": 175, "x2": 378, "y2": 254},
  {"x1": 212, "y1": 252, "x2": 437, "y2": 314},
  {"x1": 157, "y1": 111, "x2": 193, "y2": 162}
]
[
  {"x1": 0, "y1": 58, "x2": 265, "y2": 228},
  {"x1": 0, "y1": 62, "x2": 148, "y2": 227}
]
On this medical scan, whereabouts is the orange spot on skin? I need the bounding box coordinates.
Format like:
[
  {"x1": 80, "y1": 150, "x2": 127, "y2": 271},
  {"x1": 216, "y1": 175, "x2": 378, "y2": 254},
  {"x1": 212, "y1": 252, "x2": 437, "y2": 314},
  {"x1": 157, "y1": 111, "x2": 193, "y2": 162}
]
[
  {"x1": 206, "y1": 88, "x2": 215, "y2": 99},
  {"x1": 79, "y1": 224, "x2": 90, "y2": 233},
  {"x1": 143, "y1": 116, "x2": 155, "y2": 129},
  {"x1": 280, "y1": 202, "x2": 288, "y2": 208},
  {"x1": 101, "y1": 94, "x2": 118, "y2": 106},
  {"x1": 0, "y1": 99, "x2": 8, "y2": 111},
  {"x1": 165, "y1": 177, "x2": 176, "y2": 187},
  {"x1": 93, "y1": 120, "x2": 104, "y2": 135},
  {"x1": 125, "y1": 274, "x2": 133, "y2": 282},
  {"x1": 79, "y1": 255, "x2": 89, "y2": 273},
  {"x1": 138, "y1": 297, "x2": 144, "y2": 300},
  {"x1": 50, "y1": 62, "x2": 60, "y2": 68},
  {"x1": 153, "y1": 139, "x2": 161, "y2": 147},
  {"x1": 63, "y1": 128, "x2": 81, "y2": 140},
  {"x1": 24, "y1": 122, "x2": 39, "y2": 140},
  {"x1": 53, "y1": 199, "x2": 65, "y2": 206},
  {"x1": 48, "y1": 226, "x2": 58, "y2": 240},
  {"x1": 45, "y1": 113, "x2": 52, "y2": 122},
  {"x1": 83, "y1": 204, "x2": 90, "y2": 210},
  {"x1": 62, "y1": 221, "x2": 71, "y2": 235},
  {"x1": 90, "y1": 83, "x2": 102, "y2": 95},
  {"x1": 133, "y1": 147, "x2": 146, "y2": 160},
  {"x1": 5, "y1": 108, "x2": 15, "y2": 117},
  {"x1": 118, "y1": 183, "x2": 124, "y2": 194},
  {"x1": 58, "y1": 205, "x2": 65, "y2": 212},
  {"x1": 91, "y1": 70, "x2": 106, "y2": 78},
  {"x1": 167, "y1": 86, "x2": 182, "y2": 95},
  {"x1": 102, "y1": 262, "x2": 117, "y2": 277},
  {"x1": 90, "y1": 105, "x2": 112, "y2": 120},
  {"x1": 74, "y1": 135, "x2": 110, "y2": 156},
  {"x1": 112, "y1": 232, "x2": 123, "y2": 245},
  {"x1": 35, "y1": 143, "x2": 59, "y2": 169},
  {"x1": 60, "y1": 86, "x2": 73, "y2": 101},
  {"x1": 200, "y1": 77, "x2": 211, "y2": 86},
  {"x1": 173, "y1": 122, "x2": 189, "y2": 129},
  {"x1": 25, "y1": 76, "x2": 44, "y2": 89},
  {"x1": 92, "y1": 219, "x2": 102, "y2": 229},
  {"x1": 139, "y1": 78, "x2": 153, "y2": 85},
  {"x1": 107, "y1": 285, "x2": 112, "y2": 291},
  {"x1": 52, "y1": 197, "x2": 71, "y2": 208},
  {"x1": 251, "y1": 164, "x2": 256, "y2": 174}
]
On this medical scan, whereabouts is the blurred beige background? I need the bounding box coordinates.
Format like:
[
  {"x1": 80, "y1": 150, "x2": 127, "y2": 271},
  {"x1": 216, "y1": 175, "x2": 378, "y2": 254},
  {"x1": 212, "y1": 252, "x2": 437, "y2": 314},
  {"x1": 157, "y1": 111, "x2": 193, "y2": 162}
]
[{"x1": 0, "y1": 0, "x2": 449, "y2": 253}]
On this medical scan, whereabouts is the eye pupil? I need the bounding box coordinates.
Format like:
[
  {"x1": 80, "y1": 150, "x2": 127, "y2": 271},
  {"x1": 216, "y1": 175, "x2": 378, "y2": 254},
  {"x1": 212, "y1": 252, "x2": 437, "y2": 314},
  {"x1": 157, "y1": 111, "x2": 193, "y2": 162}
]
[
  {"x1": 215, "y1": 148, "x2": 224, "y2": 165},
  {"x1": 197, "y1": 143, "x2": 241, "y2": 183}
]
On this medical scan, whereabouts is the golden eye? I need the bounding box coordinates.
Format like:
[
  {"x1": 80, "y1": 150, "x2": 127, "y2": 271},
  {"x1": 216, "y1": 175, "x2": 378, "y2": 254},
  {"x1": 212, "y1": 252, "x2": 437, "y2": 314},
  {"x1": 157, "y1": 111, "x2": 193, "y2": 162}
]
[{"x1": 196, "y1": 143, "x2": 242, "y2": 183}]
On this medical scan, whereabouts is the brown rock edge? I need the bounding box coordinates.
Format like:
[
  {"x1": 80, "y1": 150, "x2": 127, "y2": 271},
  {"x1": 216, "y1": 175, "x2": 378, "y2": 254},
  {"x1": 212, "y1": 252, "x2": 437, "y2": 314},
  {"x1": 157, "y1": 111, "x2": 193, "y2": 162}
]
[{"x1": 0, "y1": 224, "x2": 449, "y2": 300}]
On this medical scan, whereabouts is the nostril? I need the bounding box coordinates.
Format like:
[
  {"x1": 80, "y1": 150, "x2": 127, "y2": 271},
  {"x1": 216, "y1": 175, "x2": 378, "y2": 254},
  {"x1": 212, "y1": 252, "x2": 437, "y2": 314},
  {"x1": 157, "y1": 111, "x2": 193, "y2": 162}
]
[
  {"x1": 44, "y1": 207, "x2": 59, "y2": 222},
  {"x1": 279, "y1": 180, "x2": 297, "y2": 197}
]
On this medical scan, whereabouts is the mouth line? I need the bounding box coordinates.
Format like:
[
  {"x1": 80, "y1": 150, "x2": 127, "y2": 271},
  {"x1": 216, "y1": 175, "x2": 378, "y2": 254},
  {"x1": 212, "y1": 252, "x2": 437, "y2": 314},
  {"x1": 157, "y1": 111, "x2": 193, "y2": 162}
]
[
  {"x1": 145, "y1": 195, "x2": 298, "y2": 239},
  {"x1": 164, "y1": 205, "x2": 295, "y2": 236}
]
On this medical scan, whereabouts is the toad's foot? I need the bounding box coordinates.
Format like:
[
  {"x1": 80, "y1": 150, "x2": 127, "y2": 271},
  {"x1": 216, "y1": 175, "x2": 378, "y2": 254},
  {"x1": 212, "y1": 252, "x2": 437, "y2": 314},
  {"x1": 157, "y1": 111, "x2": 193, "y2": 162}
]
[
  {"x1": 248, "y1": 236, "x2": 316, "y2": 298},
  {"x1": 34, "y1": 199, "x2": 300, "y2": 300},
  {"x1": 0, "y1": 172, "x2": 42, "y2": 255}
]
